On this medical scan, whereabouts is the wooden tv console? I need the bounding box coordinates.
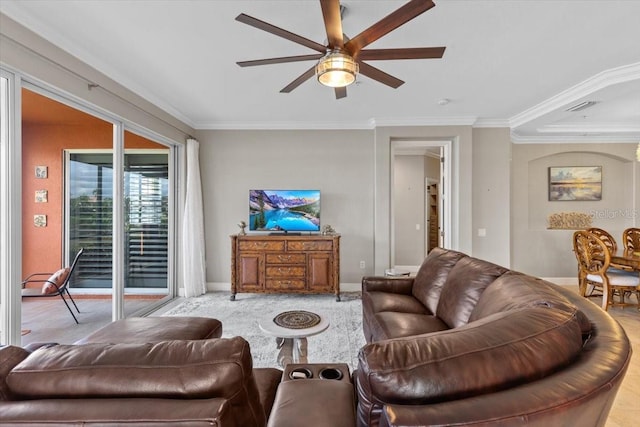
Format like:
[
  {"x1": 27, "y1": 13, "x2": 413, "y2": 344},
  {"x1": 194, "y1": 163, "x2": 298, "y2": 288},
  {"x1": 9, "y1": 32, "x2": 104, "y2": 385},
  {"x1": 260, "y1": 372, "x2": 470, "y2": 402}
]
[{"x1": 230, "y1": 234, "x2": 341, "y2": 301}]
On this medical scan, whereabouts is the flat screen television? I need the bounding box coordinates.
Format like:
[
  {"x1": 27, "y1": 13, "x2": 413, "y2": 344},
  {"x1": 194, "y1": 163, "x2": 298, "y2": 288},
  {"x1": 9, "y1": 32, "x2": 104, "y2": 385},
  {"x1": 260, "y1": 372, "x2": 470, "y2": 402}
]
[{"x1": 249, "y1": 190, "x2": 320, "y2": 232}]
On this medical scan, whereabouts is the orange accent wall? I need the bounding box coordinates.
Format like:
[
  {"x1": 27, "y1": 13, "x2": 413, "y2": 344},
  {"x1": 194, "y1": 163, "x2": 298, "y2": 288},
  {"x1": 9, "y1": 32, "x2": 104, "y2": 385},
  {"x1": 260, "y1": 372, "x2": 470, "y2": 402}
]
[{"x1": 22, "y1": 90, "x2": 165, "y2": 285}]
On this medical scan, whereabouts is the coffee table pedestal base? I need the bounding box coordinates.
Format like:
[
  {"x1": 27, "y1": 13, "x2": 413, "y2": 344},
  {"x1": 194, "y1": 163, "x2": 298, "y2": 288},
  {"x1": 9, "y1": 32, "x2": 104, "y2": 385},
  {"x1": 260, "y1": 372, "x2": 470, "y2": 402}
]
[{"x1": 276, "y1": 337, "x2": 308, "y2": 367}]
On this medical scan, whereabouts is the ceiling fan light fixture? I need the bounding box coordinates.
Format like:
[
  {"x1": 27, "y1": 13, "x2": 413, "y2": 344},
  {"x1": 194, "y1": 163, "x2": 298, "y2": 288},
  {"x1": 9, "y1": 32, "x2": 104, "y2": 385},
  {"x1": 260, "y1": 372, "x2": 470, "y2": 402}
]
[{"x1": 316, "y1": 50, "x2": 359, "y2": 88}]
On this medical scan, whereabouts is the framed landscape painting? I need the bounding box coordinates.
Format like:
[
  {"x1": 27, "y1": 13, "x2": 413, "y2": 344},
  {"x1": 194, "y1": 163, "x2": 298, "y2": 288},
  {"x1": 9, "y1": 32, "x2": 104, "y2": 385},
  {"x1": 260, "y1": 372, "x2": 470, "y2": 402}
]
[{"x1": 548, "y1": 166, "x2": 602, "y2": 201}]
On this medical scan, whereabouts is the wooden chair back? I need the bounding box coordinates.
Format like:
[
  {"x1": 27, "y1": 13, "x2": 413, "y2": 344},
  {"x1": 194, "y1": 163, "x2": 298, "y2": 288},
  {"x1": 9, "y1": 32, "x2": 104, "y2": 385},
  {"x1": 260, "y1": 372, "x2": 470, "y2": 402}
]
[
  {"x1": 623, "y1": 228, "x2": 640, "y2": 252},
  {"x1": 587, "y1": 227, "x2": 617, "y2": 254}
]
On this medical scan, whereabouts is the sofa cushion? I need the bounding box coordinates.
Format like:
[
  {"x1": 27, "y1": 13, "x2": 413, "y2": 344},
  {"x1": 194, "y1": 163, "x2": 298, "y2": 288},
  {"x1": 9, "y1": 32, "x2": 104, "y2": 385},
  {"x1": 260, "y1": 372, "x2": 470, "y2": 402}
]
[
  {"x1": 363, "y1": 291, "x2": 430, "y2": 316},
  {"x1": 74, "y1": 316, "x2": 222, "y2": 344},
  {"x1": 355, "y1": 307, "x2": 584, "y2": 425},
  {"x1": 436, "y1": 256, "x2": 509, "y2": 328},
  {"x1": 7, "y1": 337, "x2": 267, "y2": 427},
  {"x1": 0, "y1": 346, "x2": 30, "y2": 401},
  {"x1": 411, "y1": 248, "x2": 467, "y2": 314},
  {"x1": 370, "y1": 312, "x2": 449, "y2": 341}
]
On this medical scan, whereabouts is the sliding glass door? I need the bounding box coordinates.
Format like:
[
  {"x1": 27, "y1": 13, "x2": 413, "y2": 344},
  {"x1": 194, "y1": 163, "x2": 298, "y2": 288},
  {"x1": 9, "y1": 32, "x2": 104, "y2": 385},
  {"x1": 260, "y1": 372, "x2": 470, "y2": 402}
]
[{"x1": 66, "y1": 148, "x2": 171, "y2": 313}]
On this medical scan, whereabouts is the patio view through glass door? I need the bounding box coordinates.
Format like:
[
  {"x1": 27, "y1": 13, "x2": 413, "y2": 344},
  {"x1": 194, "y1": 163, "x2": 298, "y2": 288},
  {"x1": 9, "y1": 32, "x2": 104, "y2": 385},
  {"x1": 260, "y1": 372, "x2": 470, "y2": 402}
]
[{"x1": 66, "y1": 148, "x2": 170, "y2": 305}]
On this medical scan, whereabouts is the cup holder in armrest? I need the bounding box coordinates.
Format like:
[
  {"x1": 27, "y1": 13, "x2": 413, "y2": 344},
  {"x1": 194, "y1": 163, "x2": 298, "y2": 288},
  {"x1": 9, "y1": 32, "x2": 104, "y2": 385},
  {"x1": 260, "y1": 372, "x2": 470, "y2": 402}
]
[
  {"x1": 319, "y1": 367, "x2": 343, "y2": 380},
  {"x1": 283, "y1": 363, "x2": 351, "y2": 383},
  {"x1": 289, "y1": 367, "x2": 313, "y2": 380}
]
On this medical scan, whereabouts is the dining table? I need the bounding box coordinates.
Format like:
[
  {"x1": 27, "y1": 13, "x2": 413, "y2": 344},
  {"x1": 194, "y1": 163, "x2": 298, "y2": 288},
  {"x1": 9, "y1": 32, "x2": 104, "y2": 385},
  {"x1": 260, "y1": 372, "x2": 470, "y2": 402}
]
[{"x1": 610, "y1": 250, "x2": 640, "y2": 271}]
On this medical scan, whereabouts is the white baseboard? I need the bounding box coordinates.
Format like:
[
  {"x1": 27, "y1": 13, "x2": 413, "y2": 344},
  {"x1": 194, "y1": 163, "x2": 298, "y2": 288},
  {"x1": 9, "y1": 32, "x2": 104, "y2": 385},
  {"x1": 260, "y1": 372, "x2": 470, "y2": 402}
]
[
  {"x1": 206, "y1": 282, "x2": 361, "y2": 293},
  {"x1": 202, "y1": 278, "x2": 577, "y2": 295}
]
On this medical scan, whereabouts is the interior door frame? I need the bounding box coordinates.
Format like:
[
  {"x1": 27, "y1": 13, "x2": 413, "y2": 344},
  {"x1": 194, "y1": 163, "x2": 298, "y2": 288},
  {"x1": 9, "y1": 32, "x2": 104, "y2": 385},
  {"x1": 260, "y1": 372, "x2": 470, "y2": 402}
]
[{"x1": 390, "y1": 140, "x2": 452, "y2": 270}]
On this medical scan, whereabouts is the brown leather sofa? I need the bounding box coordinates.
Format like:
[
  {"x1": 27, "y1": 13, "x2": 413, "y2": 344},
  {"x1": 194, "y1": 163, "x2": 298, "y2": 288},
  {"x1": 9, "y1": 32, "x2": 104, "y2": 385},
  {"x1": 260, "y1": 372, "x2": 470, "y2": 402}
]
[
  {"x1": 356, "y1": 247, "x2": 632, "y2": 427},
  {"x1": 0, "y1": 316, "x2": 283, "y2": 426},
  {"x1": 1, "y1": 316, "x2": 356, "y2": 426}
]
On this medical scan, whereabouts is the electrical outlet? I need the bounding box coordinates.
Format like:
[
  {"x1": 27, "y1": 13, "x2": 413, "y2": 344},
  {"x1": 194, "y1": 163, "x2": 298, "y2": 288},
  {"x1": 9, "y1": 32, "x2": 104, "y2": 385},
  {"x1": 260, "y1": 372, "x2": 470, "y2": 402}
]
[{"x1": 359, "y1": 261, "x2": 366, "y2": 269}]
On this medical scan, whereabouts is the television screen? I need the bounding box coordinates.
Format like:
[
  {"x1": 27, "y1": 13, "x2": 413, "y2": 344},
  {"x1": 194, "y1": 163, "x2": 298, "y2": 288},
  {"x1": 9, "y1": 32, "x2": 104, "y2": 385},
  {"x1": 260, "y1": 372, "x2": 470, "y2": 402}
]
[{"x1": 249, "y1": 190, "x2": 320, "y2": 232}]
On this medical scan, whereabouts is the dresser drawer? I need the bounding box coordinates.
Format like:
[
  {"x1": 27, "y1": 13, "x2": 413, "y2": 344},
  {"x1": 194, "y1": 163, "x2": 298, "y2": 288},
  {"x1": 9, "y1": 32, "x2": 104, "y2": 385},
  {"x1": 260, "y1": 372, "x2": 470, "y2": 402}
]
[
  {"x1": 287, "y1": 240, "x2": 333, "y2": 251},
  {"x1": 266, "y1": 266, "x2": 306, "y2": 278},
  {"x1": 266, "y1": 279, "x2": 306, "y2": 290},
  {"x1": 239, "y1": 240, "x2": 285, "y2": 251},
  {"x1": 266, "y1": 253, "x2": 306, "y2": 264}
]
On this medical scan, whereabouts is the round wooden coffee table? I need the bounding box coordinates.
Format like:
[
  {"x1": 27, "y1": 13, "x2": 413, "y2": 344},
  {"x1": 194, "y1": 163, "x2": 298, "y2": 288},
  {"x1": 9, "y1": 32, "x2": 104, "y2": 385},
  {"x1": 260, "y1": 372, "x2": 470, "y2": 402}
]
[{"x1": 259, "y1": 310, "x2": 330, "y2": 367}]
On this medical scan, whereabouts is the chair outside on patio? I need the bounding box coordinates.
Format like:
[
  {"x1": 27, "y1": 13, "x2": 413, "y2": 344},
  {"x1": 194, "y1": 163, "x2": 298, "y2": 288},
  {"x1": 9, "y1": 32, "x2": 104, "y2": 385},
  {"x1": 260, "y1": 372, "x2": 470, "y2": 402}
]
[{"x1": 21, "y1": 248, "x2": 84, "y2": 323}]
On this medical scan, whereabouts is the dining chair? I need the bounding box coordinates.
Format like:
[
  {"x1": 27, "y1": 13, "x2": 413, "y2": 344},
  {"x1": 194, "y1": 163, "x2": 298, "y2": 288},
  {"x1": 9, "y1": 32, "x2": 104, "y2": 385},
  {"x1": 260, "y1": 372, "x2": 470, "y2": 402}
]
[
  {"x1": 622, "y1": 228, "x2": 640, "y2": 252},
  {"x1": 21, "y1": 248, "x2": 84, "y2": 323},
  {"x1": 587, "y1": 227, "x2": 632, "y2": 272},
  {"x1": 573, "y1": 231, "x2": 640, "y2": 311}
]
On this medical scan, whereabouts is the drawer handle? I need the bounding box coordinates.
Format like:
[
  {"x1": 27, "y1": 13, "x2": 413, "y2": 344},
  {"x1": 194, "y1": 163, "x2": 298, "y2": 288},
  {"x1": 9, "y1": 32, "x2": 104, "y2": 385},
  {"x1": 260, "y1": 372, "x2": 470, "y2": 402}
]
[{"x1": 278, "y1": 255, "x2": 291, "y2": 261}]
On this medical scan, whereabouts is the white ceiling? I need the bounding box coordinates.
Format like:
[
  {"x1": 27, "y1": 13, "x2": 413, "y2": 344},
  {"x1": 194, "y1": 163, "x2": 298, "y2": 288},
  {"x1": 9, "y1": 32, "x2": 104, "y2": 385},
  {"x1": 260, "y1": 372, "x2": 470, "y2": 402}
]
[{"x1": 1, "y1": 0, "x2": 639, "y2": 142}]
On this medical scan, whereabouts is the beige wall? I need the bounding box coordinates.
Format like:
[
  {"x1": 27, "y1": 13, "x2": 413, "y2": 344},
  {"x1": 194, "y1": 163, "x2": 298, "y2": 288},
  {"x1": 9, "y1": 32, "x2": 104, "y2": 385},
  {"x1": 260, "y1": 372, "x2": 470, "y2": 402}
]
[
  {"x1": 196, "y1": 125, "x2": 520, "y2": 286},
  {"x1": 512, "y1": 142, "x2": 638, "y2": 277},
  {"x1": 195, "y1": 129, "x2": 375, "y2": 286},
  {"x1": 472, "y1": 128, "x2": 512, "y2": 266}
]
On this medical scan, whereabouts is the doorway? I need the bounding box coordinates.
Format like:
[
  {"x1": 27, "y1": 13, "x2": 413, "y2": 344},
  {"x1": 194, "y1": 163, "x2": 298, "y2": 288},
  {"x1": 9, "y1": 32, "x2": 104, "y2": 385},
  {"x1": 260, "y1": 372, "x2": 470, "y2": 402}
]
[{"x1": 391, "y1": 140, "x2": 449, "y2": 272}]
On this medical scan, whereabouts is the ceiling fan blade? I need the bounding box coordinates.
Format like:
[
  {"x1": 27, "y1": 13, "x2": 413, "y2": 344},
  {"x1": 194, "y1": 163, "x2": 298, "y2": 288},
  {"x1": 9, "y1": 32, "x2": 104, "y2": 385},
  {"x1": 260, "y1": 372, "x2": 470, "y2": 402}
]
[
  {"x1": 335, "y1": 87, "x2": 347, "y2": 99},
  {"x1": 358, "y1": 46, "x2": 445, "y2": 61},
  {"x1": 280, "y1": 66, "x2": 316, "y2": 93},
  {"x1": 358, "y1": 61, "x2": 404, "y2": 89},
  {"x1": 320, "y1": 0, "x2": 344, "y2": 49},
  {"x1": 236, "y1": 13, "x2": 327, "y2": 53},
  {"x1": 237, "y1": 54, "x2": 323, "y2": 67},
  {"x1": 345, "y1": 0, "x2": 435, "y2": 54}
]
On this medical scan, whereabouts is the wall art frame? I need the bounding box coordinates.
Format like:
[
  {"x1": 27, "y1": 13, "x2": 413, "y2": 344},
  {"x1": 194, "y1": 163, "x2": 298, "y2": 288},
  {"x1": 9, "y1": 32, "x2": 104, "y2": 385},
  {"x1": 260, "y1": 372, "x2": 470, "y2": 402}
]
[
  {"x1": 548, "y1": 166, "x2": 602, "y2": 201},
  {"x1": 35, "y1": 189, "x2": 48, "y2": 203},
  {"x1": 35, "y1": 165, "x2": 48, "y2": 179}
]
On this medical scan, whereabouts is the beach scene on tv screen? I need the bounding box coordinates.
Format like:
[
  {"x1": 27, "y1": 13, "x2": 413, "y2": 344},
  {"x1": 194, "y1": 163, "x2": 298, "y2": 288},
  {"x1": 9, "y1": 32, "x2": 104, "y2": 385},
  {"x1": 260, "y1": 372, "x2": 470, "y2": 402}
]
[{"x1": 249, "y1": 190, "x2": 320, "y2": 232}]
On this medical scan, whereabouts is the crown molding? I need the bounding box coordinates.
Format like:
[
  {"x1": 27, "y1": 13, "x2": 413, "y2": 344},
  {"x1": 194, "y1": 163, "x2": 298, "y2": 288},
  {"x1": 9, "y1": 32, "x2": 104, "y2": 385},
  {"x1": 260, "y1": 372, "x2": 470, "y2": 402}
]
[
  {"x1": 535, "y1": 123, "x2": 640, "y2": 134},
  {"x1": 511, "y1": 131, "x2": 640, "y2": 144},
  {"x1": 510, "y1": 62, "x2": 640, "y2": 129},
  {"x1": 197, "y1": 116, "x2": 483, "y2": 130},
  {"x1": 370, "y1": 116, "x2": 477, "y2": 127},
  {"x1": 473, "y1": 118, "x2": 511, "y2": 128},
  {"x1": 196, "y1": 120, "x2": 376, "y2": 130}
]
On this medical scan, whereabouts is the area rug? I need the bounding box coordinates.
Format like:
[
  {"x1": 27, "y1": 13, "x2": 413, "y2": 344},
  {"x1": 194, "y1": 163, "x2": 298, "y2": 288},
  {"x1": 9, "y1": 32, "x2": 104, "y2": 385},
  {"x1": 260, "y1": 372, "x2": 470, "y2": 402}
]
[{"x1": 161, "y1": 292, "x2": 366, "y2": 370}]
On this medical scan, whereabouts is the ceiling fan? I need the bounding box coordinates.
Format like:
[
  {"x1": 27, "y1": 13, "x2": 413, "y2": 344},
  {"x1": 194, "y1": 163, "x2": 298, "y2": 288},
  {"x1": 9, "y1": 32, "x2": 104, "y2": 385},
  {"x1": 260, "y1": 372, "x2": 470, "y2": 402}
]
[{"x1": 235, "y1": 0, "x2": 446, "y2": 99}]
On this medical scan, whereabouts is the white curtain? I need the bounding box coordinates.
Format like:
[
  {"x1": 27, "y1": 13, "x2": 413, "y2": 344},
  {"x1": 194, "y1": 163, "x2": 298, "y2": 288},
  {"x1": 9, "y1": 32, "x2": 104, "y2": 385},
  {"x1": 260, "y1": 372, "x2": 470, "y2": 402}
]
[{"x1": 182, "y1": 138, "x2": 207, "y2": 297}]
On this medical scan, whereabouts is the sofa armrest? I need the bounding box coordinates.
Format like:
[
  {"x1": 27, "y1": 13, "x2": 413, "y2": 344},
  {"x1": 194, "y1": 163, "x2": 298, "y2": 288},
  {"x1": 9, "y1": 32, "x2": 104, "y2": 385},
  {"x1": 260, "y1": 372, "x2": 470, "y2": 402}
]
[
  {"x1": 362, "y1": 276, "x2": 414, "y2": 294},
  {"x1": 0, "y1": 397, "x2": 231, "y2": 426}
]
